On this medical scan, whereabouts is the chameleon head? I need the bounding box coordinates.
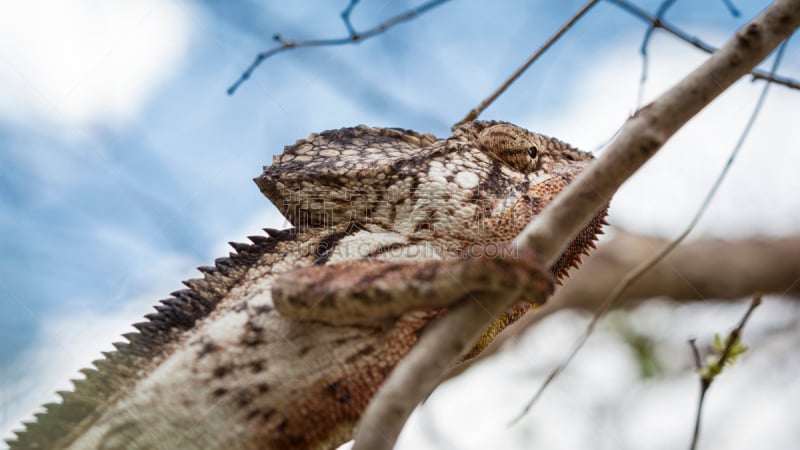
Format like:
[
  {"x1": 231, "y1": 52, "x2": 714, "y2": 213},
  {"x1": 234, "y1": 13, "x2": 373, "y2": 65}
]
[
  {"x1": 255, "y1": 121, "x2": 594, "y2": 242},
  {"x1": 437, "y1": 121, "x2": 595, "y2": 248}
]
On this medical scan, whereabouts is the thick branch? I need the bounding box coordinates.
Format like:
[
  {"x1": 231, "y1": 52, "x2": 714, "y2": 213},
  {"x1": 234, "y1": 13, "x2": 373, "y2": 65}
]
[
  {"x1": 448, "y1": 232, "x2": 800, "y2": 374},
  {"x1": 556, "y1": 232, "x2": 800, "y2": 309},
  {"x1": 353, "y1": 2, "x2": 800, "y2": 448}
]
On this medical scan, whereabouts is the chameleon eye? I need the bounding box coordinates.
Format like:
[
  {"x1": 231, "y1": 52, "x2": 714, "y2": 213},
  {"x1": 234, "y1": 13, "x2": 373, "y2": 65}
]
[{"x1": 477, "y1": 123, "x2": 540, "y2": 173}]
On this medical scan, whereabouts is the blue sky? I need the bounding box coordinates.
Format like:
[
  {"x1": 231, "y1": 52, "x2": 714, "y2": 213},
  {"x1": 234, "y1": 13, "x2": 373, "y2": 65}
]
[{"x1": 1, "y1": 1, "x2": 799, "y2": 448}]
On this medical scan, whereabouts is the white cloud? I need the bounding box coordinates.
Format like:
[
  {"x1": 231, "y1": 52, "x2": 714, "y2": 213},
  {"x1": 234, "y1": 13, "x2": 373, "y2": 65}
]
[{"x1": 0, "y1": 0, "x2": 195, "y2": 129}]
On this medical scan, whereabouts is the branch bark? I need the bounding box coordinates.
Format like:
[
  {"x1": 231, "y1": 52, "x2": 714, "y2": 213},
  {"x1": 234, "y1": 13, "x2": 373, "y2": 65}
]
[
  {"x1": 557, "y1": 231, "x2": 800, "y2": 308},
  {"x1": 353, "y1": 1, "x2": 800, "y2": 448},
  {"x1": 448, "y1": 231, "x2": 800, "y2": 374}
]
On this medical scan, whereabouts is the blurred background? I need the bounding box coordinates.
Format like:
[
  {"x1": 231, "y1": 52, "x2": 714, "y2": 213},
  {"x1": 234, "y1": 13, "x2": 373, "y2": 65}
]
[{"x1": 1, "y1": 1, "x2": 798, "y2": 449}]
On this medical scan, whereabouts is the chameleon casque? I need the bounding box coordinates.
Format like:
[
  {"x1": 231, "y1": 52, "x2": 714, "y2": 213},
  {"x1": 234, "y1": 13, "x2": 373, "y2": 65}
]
[{"x1": 8, "y1": 121, "x2": 605, "y2": 449}]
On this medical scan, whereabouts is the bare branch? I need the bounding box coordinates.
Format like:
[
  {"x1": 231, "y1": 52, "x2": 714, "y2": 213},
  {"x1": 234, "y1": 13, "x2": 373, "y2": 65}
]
[
  {"x1": 452, "y1": 0, "x2": 601, "y2": 129},
  {"x1": 341, "y1": 0, "x2": 361, "y2": 36},
  {"x1": 689, "y1": 338, "x2": 703, "y2": 370},
  {"x1": 558, "y1": 233, "x2": 800, "y2": 307},
  {"x1": 636, "y1": 0, "x2": 678, "y2": 108},
  {"x1": 608, "y1": 0, "x2": 800, "y2": 91},
  {"x1": 352, "y1": 288, "x2": 533, "y2": 450},
  {"x1": 447, "y1": 232, "x2": 800, "y2": 377},
  {"x1": 720, "y1": 0, "x2": 741, "y2": 17},
  {"x1": 227, "y1": 0, "x2": 451, "y2": 95},
  {"x1": 353, "y1": 2, "x2": 800, "y2": 448}
]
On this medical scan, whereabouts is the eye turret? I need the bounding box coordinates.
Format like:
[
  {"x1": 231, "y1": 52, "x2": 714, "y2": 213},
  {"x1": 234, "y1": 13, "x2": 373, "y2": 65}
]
[{"x1": 477, "y1": 123, "x2": 541, "y2": 173}]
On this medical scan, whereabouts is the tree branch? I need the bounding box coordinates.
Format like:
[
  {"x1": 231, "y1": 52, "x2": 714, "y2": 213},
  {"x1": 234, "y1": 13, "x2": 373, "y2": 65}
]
[
  {"x1": 635, "y1": 0, "x2": 678, "y2": 108},
  {"x1": 227, "y1": 0, "x2": 451, "y2": 95},
  {"x1": 446, "y1": 231, "x2": 800, "y2": 376},
  {"x1": 353, "y1": 2, "x2": 800, "y2": 448},
  {"x1": 509, "y1": 33, "x2": 790, "y2": 421},
  {"x1": 452, "y1": 0, "x2": 600, "y2": 129},
  {"x1": 557, "y1": 232, "x2": 800, "y2": 308},
  {"x1": 720, "y1": 0, "x2": 742, "y2": 17},
  {"x1": 608, "y1": 0, "x2": 800, "y2": 91}
]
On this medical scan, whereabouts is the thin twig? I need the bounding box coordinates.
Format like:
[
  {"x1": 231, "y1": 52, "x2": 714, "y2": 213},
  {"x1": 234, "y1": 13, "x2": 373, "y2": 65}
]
[
  {"x1": 451, "y1": 0, "x2": 600, "y2": 130},
  {"x1": 510, "y1": 33, "x2": 792, "y2": 425},
  {"x1": 636, "y1": 0, "x2": 678, "y2": 108},
  {"x1": 227, "y1": 0, "x2": 451, "y2": 95},
  {"x1": 687, "y1": 338, "x2": 708, "y2": 450},
  {"x1": 714, "y1": 297, "x2": 762, "y2": 368},
  {"x1": 689, "y1": 338, "x2": 702, "y2": 368},
  {"x1": 720, "y1": 0, "x2": 741, "y2": 18},
  {"x1": 607, "y1": 0, "x2": 800, "y2": 91},
  {"x1": 341, "y1": 0, "x2": 360, "y2": 36},
  {"x1": 688, "y1": 294, "x2": 762, "y2": 450},
  {"x1": 352, "y1": 3, "x2": 800, "y2": 449}
]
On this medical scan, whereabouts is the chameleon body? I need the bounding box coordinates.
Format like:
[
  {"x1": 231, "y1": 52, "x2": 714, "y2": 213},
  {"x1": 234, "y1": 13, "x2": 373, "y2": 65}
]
[{"x1": 8, "y1": 121, "x2": 605, "y2": 450}]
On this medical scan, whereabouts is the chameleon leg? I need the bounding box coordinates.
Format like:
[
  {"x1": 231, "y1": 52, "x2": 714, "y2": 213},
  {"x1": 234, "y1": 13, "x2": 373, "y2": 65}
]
[{"x1": 271, "y1": 247, "x2": 553, "y2": 326}]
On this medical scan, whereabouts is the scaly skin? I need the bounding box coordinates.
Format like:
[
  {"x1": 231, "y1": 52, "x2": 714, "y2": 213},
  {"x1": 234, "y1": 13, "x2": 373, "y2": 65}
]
[{"x1": 8, "y1": 121, "x2": 605, "y2": 450}]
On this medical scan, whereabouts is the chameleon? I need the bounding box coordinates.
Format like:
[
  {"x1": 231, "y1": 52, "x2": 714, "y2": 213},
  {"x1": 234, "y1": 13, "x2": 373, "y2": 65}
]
[{"x1": 7, "y1": 121, "x2": 605, "y2": 450}]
